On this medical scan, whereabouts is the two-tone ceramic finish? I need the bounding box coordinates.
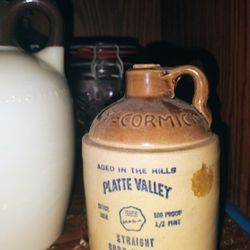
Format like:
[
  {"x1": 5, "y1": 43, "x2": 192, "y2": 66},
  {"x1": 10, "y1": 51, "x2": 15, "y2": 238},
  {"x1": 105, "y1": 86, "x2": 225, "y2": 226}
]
[{"x1": 83, "y1": 64, "x2": 220, "y2": 250}]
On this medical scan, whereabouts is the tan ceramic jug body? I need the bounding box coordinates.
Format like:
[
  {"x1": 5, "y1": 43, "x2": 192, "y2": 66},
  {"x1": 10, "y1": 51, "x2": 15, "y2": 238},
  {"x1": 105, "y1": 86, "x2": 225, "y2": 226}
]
[
  {"x1": 83, "y1": 65, "x2": 219, "y2": 250},
  {"x1": 0, "y1": 1, "x2": 74, "y2": 249}
]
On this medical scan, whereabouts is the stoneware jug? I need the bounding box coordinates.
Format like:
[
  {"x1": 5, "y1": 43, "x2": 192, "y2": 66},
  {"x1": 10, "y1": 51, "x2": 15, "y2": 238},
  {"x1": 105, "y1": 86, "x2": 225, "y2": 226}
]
[
  {"x1": 83, "y1": 64, "x2": 220, "y2": 250},
  {"x1": 0, "y1": 1, "x2": 74, "y2": 249}
]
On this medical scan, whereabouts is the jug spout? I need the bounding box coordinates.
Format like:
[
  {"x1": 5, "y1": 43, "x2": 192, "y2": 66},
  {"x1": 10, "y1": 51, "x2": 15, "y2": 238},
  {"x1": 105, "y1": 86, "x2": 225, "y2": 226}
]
[
  {"x1": 126, "y1": 64, "x2": 166, "y2": 97},
  {"x1": 35, "y1": 47, "x2": 64, "y2": 75},
  {"x1": 0, "y1": 0, "x2": 65, "y2": 74}
]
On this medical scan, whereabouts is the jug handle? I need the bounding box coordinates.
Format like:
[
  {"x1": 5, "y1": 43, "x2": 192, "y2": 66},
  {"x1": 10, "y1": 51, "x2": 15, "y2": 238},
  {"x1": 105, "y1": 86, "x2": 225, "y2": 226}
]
[
  {"x1": 163, "y1": 65, "x2": 212, "y2": 127},
  {"x1": 4, "y1": 0, "x2": 64, "y2": 74}
]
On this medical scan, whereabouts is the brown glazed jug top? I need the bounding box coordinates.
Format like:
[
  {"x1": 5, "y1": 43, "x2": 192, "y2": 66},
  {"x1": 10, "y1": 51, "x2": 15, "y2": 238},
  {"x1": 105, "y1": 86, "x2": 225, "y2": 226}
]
[{"x1": 88, "y1": 64, "x2": 213, "y2": 149}]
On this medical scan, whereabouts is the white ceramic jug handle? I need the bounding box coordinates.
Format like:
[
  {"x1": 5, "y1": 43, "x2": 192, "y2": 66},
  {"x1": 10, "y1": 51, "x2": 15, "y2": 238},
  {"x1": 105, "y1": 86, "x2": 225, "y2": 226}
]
[
  {"x1": 4, "y1": 0, "x2": 64, "y2": 74},
  {"x1": 164, "y1": 65, "x2": 212, "y2": 127}
]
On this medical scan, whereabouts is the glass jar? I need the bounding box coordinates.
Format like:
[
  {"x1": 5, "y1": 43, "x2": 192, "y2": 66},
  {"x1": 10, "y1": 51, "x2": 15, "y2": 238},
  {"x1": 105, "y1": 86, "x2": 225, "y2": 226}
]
[
  {"x1": 67, "y1": 37, "x2": 141, "y2": 166},
  {"x1": 70, "y1": 44, "x2": 124, "y2": 134}
]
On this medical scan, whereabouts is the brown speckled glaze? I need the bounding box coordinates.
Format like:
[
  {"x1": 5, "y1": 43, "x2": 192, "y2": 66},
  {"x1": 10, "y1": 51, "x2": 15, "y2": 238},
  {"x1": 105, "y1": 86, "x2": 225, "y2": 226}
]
[{"x1": 89, "y1": 64, "x2": 212, "y2": 148}]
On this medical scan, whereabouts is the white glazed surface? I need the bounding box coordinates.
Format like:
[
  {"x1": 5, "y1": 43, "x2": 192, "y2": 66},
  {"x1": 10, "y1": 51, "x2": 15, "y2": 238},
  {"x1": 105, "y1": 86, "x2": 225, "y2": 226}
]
[{"x1": 0, "y1": 47, "x2": 74, "y2": 249}]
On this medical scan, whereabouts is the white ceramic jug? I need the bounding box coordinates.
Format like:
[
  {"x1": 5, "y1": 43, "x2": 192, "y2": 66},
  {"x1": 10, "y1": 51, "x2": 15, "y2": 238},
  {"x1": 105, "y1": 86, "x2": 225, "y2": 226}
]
[{"x1": 0, "y1": 1, "x2": 74, "y2": 249}]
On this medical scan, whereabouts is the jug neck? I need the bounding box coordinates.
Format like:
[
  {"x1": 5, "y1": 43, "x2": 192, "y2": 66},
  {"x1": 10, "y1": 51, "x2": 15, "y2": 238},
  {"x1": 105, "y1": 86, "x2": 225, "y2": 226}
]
[{"x1": 125, "y1": 64, "x2": 174, "y2": 98}]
